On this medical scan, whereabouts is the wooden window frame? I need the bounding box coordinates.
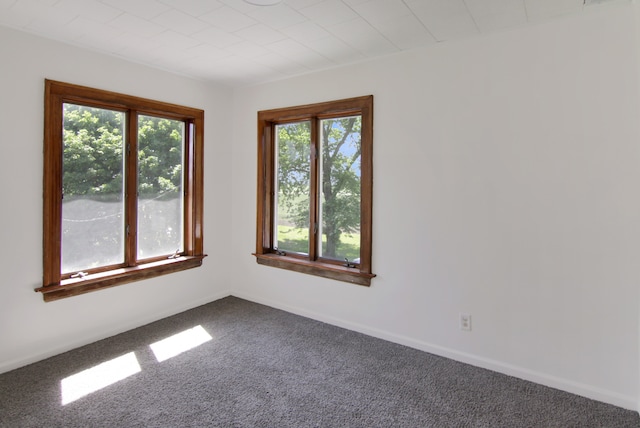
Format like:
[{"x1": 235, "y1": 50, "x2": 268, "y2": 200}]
[
  {"x1": 254, "y1": 95, "x2": 375, "y2": 286},
  {"x1": 37, "y1": 80, "x2": 205, "y2": 302}
]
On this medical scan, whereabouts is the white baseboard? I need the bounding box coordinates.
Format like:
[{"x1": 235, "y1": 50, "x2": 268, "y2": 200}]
[
  {"x1": 233, "y1": 292, "x2": 638, "y2": 413},
  {"x1": 0, "y1": 291, "x2": 231, "y2": 375}
]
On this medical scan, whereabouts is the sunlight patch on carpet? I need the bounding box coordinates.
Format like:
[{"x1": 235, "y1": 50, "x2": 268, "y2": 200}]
[
  {"x1": 61, "y1": 352, "x2": 141, "y2": 405},
  {"x1": 150, "y1": 325, "x2": 212, "y2": 362}
]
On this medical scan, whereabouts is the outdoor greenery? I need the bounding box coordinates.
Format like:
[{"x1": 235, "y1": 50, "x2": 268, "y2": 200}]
[
  {"x1": 276, "y1": 116, "x2": 361, "y2": 261},
  {"x1": 277, "y1": 226, "x2": 360, "y2": 261},
  {"x1": 62, "y1": 106, "x2": 124, "y2": 198},
  {"x1": 61, "y1": 104, "x2": 184, "y2": 272},
  {"x1": 62, "y1": 105, "x2": 184, "y2": 198}
]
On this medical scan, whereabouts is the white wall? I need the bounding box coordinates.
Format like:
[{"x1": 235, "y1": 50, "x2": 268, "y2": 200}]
[
  {"x1": 0, "y1": 27, "x2": 234, "y2": 373},
  {"x1": 231, "y1": 3, "x2": 640, "y2": 410}
]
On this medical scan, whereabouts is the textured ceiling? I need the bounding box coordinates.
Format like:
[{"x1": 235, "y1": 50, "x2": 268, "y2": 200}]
[{"x1": 0, "y1": 0, "x2": 625, "y2": 87}]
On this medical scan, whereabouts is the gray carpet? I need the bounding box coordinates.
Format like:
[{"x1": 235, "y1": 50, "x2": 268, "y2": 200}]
[{"x1": 0, "y1": 296, "x2": 638, "y2": 427}]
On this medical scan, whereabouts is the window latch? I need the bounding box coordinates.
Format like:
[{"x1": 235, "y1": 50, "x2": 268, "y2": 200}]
[
  {"x1": 344, "y1": 258, "x2": 356, "y2": 268},
  {"x1": 275, "y1": 247, "x2": 286, "y2": 256},
  {"x1": 70, "y1": 271, "x2": 88, "y2": 279},
  {"x1": 168, "y1": 249, "x2": 180, "y2": 259}
]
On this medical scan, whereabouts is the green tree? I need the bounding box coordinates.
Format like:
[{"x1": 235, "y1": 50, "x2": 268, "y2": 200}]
[
  {"x1": 62, "y1": 106, "x2": 185, "y2": 262},
  {"x1": 137, "y1": 115, "x2": 183, "y2": 197},
  {"x1": 277, "y1": 116, "x2": 361, "y2": 259},
  {"x1": 63, "y1": 105, "x2": 125, "y2": 198},
  {"x1": 277, "y1": 122, "x2": 311, "y2": 229},
  {"x1": 320, "y1": 117, "x2": 361, "y2": 259},
  {"x1": 62, "y1": 106, "x2": 183, "y2": 199}
]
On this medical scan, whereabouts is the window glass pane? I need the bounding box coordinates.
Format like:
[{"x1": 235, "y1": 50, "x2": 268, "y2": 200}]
[
  {"x1": 137, "y1": 115, "x2": 185, "y2": 260},
  {"x1": 274, "y1": 122, "x2": 311, "y2": 255},
  {"x1": 62, "y1": 104, "x2": 125, "y2": 273},
  {"x1": 319, "y1": 116, "x2": 361, "y2": 262}
]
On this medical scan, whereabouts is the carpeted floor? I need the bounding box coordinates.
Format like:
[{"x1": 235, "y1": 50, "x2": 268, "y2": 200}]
[{"x1": 0, "y1": 296, "x2": 638, "y2": 427}]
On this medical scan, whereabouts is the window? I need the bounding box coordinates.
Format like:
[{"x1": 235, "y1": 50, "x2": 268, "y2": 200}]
[
  {"x1": 254, "y1": 96, "x2": 375, "y2": 285},
  {"x1": 38, "y1": 80, "x2": 205, "y2": 301}
]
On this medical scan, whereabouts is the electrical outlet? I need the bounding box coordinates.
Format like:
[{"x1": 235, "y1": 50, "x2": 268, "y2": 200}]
[{"x1": 460, "y1": 313, "x2": 472, "y2": 331}]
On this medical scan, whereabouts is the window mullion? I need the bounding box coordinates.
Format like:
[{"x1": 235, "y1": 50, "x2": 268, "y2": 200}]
[
  {"x1": 125, "y1": 111, "x2": 138, "y2": 267},
  {"x1": 308, "y1": 118, "x2": 319, "y2": 261}
]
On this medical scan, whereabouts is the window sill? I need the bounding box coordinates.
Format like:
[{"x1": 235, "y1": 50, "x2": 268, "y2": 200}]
[
  {"x1": 35, "y1": 255, "x2": 206, "y2": 302},
  {"x1": 253, "y1": 253, "x2": 375, "y2": 286}
]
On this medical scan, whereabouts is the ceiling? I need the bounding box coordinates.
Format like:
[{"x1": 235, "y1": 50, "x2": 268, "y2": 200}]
[{"x1": 0, "y1": 0, "x2": 624, "y2": 87}]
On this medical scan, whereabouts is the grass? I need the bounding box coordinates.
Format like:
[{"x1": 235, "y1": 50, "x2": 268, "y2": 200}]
[{"x1": 276, "y1": 225, "x2": 360, "y2": 261}]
